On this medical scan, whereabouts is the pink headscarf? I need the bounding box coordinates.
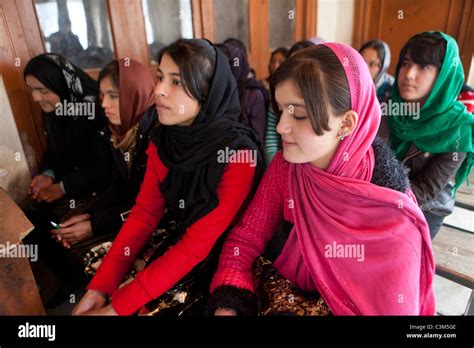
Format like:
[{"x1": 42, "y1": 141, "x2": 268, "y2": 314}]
[{"x1": 273, "y1": 43, "x2": 436, "y2": 315}]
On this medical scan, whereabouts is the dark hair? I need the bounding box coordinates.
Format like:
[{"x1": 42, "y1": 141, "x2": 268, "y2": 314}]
[
  {"x1": 397, "y1": 32, "x2": 446, "y2": 71},
  {"x1": 271, "y1": 47, "x2": 289, "y2": 59},
  {"x1": 287, "y1": 40, "x2": 315, "y2": 58},
  {"x1": 223, "y1": 38, "x2": 247, "y2": 54},
  {"x1": 98, "y1": 60, "x2": 119, "y2": 89},
  {"x1": 157, "y1": 39, "x2": 216, "y2": 103},
  {"x1": 268, "y1": 47, "x2": 289, "y2": 76},
  {"x1": 271, "y1": 45, "x2": 351, "y2": 136},
  {"x1": 359, "y1": 40, "x2": 386, "y2": 64}
]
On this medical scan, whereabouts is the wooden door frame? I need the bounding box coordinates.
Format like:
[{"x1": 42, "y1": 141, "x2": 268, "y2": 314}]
[
  {"x1": 107, "y1": 0, "x2": 149, "y2": 64},
  {"x1": 253, "y1": 0, "x2": 318, "y2": 79},
  {"x1": 0, "y1": 0, "x2": 47, "y2": 171},
  {"x1": 294, "y1": 0, "x2": 318, "y2": 42},
  {"x1": 192, "y1": 0, "x2": 215, "y2": 40}
]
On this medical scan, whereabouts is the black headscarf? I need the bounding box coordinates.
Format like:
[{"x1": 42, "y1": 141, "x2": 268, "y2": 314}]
[
  {"x1": 23, "y1": 53, "x2": 110, "y2": 196},
  {"x1": 150, "y1": 40, "x2": 263, "y2": 229},
  {"x1": 24, "y1": 53, "x2": 99, "y2": 106}
]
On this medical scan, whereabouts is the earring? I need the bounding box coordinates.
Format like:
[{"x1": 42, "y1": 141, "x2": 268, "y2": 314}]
[{"x1": 339, "y1": 130, "x2": 350, "y2": 141}]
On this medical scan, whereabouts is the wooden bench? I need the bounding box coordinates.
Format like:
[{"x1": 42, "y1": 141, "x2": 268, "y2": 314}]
[
  {"x1": 432, "y1": 223, "x2": 474, "y2": 315},
  {"x1": 454, "y1": 182, "x2": 474, "y2": 210}
]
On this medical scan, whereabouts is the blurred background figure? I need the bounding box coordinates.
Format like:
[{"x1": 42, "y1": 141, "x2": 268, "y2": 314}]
[
  {"x1": 223, "y1": 38, "x2": 269, "y2": 145},
  {"x1": 261, "y1": 47, "x2": 288, "y2": 93},
  {"x1": 359, "y1": 39, "x2": 395, "y2": 102},
  {"x1": 48, "y1": 16, "x2": 84, "y2": 66}
]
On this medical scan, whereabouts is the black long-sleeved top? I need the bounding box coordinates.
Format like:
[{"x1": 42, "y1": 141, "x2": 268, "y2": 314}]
[
  {"x1": 42, "y1": 103, "x2": 112, "y2": 198},
  {"x1": 87, "y1": 106, "x2": 158, "y2": 237}
]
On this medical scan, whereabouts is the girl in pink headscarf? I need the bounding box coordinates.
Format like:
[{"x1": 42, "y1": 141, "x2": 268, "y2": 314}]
[{"x1": 208, "y1": 43, "x2": 436, "y2": 316}]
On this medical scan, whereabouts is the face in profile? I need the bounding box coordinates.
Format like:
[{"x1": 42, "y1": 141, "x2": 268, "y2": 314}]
[
  {"x1": 397, "y1": 54, "x2": 439, "y2": 106},
  {"x1": 154, "y1": 53, "x2": 201, "y2": 126},
  {"x1": 25, "y1": 75, "x2": 61, "y2": 113},
  {"x1": 275, "y1": 79, "x2": 342, "y2": 169},
  {"x1": 100, "y1": 76, "x2": 121, "y2": 126}
]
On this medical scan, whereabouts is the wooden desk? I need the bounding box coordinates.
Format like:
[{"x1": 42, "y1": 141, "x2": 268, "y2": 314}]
[{"x1": 0, "y1": 187, "x2": 45, "y2": 315}]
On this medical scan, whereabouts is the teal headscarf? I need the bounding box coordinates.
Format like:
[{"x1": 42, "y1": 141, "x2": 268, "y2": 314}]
[{"x1": 387, "y1": 31, "x2": 473, "y2": 192}]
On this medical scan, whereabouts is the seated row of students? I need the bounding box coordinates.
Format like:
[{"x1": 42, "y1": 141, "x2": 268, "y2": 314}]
[
  {"x1": 23, "y1": 54, "x2": 113, "y2": 306},
  {"x1": 23, "y1": 54, "x2": 157, "y2": 306},
  {"x1": 22, "y1": 31, "x2": 472, "y2": 315},
  {"x1": 266, "y1": 33, "x2": 473, "y2": 239},
  {"x1": 210, "y1": 32, "x2": 471, "y2": 315},
  {"x1": 210, "y1": 40, "x2": 437, "y2": 316},
  {"x1": 71, "y1": 39, "x2": 263, "y2": 315}
]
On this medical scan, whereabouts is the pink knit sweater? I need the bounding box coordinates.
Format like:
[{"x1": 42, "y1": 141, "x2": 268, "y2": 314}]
[{"x1": 210, "y1": 151, "x2": 291, "y2": 292}]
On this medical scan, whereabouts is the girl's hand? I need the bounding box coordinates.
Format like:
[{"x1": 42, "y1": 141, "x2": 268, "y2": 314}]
[
  {"x1": 214, "y1": 308, "x2": 237, "y2": 316},
  {"x1": 36, "y1": 183, "x2": 64, "y2": 203},
  {"x1": 29, "y1": 174, "x2": 53, "y2": 199},
  {"x1": 72, "y1": 290, "x2": 108, "y2": 315},
  {"x1": 81, "y1": 304, "x2": 118, "y2": 316},
  {"x1": 52, "y1": 214, "x2": 93, "y2": 248}
]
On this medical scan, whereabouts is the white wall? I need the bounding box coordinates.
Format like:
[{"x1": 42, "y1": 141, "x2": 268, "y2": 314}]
[
  {"x1": 468, "y1": 55, "x2": 474, "y2": 87},
  {"x1": 317, "y1": 0, "x2": 354, "y2": 46},
  {"x1": 0, "y1": 75, "x2": 32, "y2": 207}
]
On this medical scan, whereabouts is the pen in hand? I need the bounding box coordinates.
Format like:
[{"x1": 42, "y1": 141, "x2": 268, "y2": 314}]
[{"x1": 50, "y1": 221, "x2": 61, "y2": 229}]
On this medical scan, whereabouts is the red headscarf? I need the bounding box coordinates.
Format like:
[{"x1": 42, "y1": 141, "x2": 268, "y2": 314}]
[{"x1": 108, "y1": 58, "x2": 155, "y2": 142}]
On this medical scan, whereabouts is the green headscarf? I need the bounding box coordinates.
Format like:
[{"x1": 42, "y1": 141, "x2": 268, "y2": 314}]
[{"x1": 387, "y1": 31, "x2": 473, "y2": 192}]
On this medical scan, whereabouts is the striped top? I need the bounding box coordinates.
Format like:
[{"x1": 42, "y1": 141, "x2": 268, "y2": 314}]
[{"x1": 264, "y1": 105, "x2": 281, "y2": 166}]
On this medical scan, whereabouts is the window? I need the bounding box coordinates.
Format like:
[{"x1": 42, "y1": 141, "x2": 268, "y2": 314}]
[
  {"x1": 214, "y1": 0, "x2": 249, "y2": 47},
  {"x1": 269, "y1": 0, "x2": 294, "y2": 50},
  {"x1": 142, "y1": 0, "x2": 193, "y2": 63},
  {"x1": 34, "y1": 0, "x2": 115, "y2": 69}
]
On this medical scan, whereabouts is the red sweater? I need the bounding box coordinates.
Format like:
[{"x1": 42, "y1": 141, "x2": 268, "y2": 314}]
[
  {"x1": 210, "y1": 151, "x2": 291, "y2": 293},
  {"x1": 88, "y1": 142, "x2": 256, "y2": 315}
]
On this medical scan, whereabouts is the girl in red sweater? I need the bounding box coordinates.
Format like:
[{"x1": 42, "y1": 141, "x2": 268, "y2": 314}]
[{"x1": 72, "y1": 39, "x2": 262, "y2": 315}]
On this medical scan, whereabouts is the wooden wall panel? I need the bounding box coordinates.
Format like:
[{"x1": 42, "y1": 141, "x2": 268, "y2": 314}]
[
  {"x1": 191, "y1": 0, "x2": 203, "y2": 38},
  {"x1": 200, "y1": 0, "x2": 216, "y2": 41},
  {"x1": 294, "y1": 0, "x2": 317, "y2": 42},
  {"x1": 249, "y1": 0, "x2": 269, "y2": 79},
  {"x1": 107, "y1": 0, "x2": 149, "y2": 64}
]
